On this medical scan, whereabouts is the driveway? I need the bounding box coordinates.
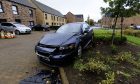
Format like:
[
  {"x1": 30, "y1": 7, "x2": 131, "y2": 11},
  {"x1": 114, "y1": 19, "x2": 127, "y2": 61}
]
[{"x1": 0, "y1": 31, "x2": 53, "y2": 84}]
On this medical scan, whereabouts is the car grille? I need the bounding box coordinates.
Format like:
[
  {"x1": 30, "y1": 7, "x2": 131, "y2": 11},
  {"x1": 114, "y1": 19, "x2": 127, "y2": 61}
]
[
  {"x1": 38, "y1": 51, "x2": 50, "y2": 57},
  {"x1": 39, "y1": 43, "x2": 59, "y2": 48},
  {"x1": 26, "y1": 29, "x2": 30, "y2": 31}
]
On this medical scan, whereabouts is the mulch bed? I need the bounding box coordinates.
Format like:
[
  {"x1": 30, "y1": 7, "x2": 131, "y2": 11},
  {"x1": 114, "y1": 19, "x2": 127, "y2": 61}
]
[{"x1": 64, "y1": 43, "x2": 140, "y2": 84}]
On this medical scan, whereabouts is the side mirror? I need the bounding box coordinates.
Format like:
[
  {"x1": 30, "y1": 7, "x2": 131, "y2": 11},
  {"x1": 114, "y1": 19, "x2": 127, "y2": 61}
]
[{"x1": 84, "y1": 28, "x2": 89, "y2": 33}]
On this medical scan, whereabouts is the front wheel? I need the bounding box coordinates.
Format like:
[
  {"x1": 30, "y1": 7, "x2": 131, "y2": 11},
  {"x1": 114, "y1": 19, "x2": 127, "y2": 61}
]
[
  {"x1": 91, "y1": 35, "x2": 95, "y2": 47},
  {"x1": 15, "y1": 30, "x2": 20, "y2": 35},
  {"x1": 77, "y1": 45, "x2": 82, "y2": 57}
]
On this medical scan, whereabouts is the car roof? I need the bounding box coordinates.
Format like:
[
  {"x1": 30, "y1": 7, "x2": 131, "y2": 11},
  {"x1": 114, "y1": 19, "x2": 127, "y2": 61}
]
[
  {"x1": 67, "y1": 22, "x2": 87, "y2": 25},
  {"x1": 1, "y1": 22, "x2": 16, "y2": 24}
]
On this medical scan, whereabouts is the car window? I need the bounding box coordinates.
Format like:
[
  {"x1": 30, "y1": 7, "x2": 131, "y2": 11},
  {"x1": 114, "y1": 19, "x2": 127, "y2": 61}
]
[
  {"x1": 82, "y1": 23, "x2": 90, "y2": 32},
  {"x1": 56, "y1": 23, "x2": 81, "y2": 34},
  {"x1": 13, "y1": 23, "x2": 26, "y2": 27},
  {"x1": 1, "y1": 23, "x2": 13, "y2": 27}
]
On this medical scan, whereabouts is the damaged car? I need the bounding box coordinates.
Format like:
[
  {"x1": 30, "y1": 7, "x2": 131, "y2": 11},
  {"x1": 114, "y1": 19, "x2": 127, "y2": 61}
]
[{"x1": 35, "y1": 22, "x2": 94, "y2": 66}]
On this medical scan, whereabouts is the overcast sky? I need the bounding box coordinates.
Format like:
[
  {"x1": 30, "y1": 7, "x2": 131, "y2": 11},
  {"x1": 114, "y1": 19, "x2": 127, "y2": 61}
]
[{"x1": 36, "y1": 0, "x2": 108, "y2": 21}]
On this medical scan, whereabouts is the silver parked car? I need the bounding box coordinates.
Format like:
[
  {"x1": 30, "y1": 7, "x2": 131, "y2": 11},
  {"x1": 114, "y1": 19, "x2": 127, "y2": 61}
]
[
  {"x1": 0, "y1": 22, "x2": 32, "y2": 35},
  {"x1": 0, "y1": 23, "x2": 16, "y2": 32}
]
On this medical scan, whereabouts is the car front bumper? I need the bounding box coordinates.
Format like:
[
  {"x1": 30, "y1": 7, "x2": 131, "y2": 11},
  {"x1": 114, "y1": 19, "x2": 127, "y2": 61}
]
[
  {"x1": 35, "y1": 47, "x2": 76, "y2": 67},
  {"x1": 20, "y1": 30, "x2": 31, "y2": 34}
]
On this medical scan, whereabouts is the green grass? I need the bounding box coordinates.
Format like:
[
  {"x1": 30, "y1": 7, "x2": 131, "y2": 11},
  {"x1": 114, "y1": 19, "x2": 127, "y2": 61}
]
[
  {"x1": 94, "y1": 29, "x2": 111, "y2": 36},
  {"x1": 125, "y1": 35, "x2": 140, "y2": 45},
  {"x1": 94, "y1": 29, "x2": 140, "y2": 46}
]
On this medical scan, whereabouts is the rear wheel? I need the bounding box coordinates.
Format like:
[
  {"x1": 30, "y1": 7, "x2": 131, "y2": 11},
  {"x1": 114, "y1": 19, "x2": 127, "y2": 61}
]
[{"x1": 15, "y1": 30, "x2": 20, "y2": 35}]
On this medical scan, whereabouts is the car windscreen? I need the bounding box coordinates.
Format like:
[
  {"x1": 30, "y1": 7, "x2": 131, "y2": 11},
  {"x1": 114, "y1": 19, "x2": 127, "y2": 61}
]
[
  {"x1": 56, "y1": 23, "x2": 81, "y2": 34},
  {"x1": 13, "y1": 23, "x2": 26, "y2": 27}
]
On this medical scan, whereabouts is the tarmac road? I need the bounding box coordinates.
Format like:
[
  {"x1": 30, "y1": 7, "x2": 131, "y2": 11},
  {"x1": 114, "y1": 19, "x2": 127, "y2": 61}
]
[{"x1": 0, "y1": 31, "x2": 52, "y2": 84}]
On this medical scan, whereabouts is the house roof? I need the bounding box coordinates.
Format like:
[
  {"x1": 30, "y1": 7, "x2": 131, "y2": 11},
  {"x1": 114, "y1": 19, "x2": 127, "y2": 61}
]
[
  {"x1": 75, "y1": 15, "x2": 84, "y2": 19},
  {"x1": 32, "y1": 0, "x2": 64, "y2": 17},
  {"x1": 10, "y1": 0, "x2": 35, "y2": 8}
]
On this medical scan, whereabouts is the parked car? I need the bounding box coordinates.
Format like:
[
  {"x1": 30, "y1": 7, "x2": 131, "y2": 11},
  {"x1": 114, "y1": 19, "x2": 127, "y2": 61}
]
[
  {"x1": 35, "y1": 22, "x2": 94, "y2": 66},
  {"x1": 91, "y1": 26, "x2": 101, "y2": 29},
  {"x1": 0, "y1": 22, "x2": 32, "y2": 35},
  {"x1": 0, "y1": 23, "x2": 16, "y2": 32},
  {"x1": 32, "y1": 24, "x2": 50, "y2": 31},
  {"x1": 134, "y1": 25, "x2": 140, "y2": 30}
]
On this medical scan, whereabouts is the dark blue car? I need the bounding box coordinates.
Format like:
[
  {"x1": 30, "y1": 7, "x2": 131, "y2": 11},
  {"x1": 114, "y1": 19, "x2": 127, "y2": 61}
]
[{"x1": 35, "y1": 22, "x2": 94, "y2": 67}]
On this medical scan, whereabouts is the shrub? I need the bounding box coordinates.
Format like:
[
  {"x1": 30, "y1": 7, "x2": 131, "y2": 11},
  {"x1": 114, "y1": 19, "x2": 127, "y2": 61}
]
[
  {"x1": 74, "y1": 59, "x2": 86, "y2": 72},
  {"x1": 85, "y1": 58, "x2": 110, "y2": 74},
  {"x1": 94, "y1": 35, "x2": 127, "y2": 45},
  {"x1": 100, "y1": 72, "x2": 115, "y2": 84},
  {"x1": 74, "y1": 57, "x2": 110, "y2": 74},
  {"x1": 124, "y1": 29, "x2": 140, "y2": 37},
  {"x1": 115, "y1": 52, "x2": 133, "y2": 63}
]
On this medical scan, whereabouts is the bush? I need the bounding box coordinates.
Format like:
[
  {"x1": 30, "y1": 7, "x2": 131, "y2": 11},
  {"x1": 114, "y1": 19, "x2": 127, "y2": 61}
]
[
  {"x1": 74, "y1": 58, "x2": 110, "y2": 74},
  {"x1": 94, "y1": 35, "x2": 127, "y2": 45},
  {"x1": 115, "y1": 52, "x2": 133, "y2": 63},
  {"x1": 100, "y1": 72, "x2": 115, "y2": 84},
  {"x1": 123, "y1": 29, "x2": 140, "y2": 37}
]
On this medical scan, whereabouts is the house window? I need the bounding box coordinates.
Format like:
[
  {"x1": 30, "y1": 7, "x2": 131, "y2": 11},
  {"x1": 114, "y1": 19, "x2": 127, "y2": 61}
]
[
  {"x1": 15, "y1": 19, "x2": 21, "y2": 23},
  {"x1": 57, "y1": 17, "x2": 59, "y2": 21},
  {"x1": 46, "y1": 22, "x2": 48, "y2": 25},
  {"x1": 0, "y1": 19, "x2": 7, "y2": 23},
  {"x1": 0, "y1": 2, "x2": 4, "y2": 13},
  {"x1": 45, "y1": 14, "x2": 47, "y2": 19},
  {"x1": 29, "y1": 9, "x2": 33, "y2": 17},
  {"x1": 54, "y1": 16, "x2": 55, "y2": 21},
  {"x1": 12, "y1": 5, "x2": 18, "y2": 14},
  {"x1": 51, "y1": 15, "x2": 53, "y2": 20}
]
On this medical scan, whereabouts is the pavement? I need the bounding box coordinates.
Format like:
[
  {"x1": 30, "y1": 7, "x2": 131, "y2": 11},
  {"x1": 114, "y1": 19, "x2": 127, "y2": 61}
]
[{"x1": 0, "y1": 31, "x2": 53, "y2": 84}]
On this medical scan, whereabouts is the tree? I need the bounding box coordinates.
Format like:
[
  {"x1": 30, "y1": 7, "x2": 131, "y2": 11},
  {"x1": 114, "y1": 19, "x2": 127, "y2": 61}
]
[
  {"x1": 89, "y1": 19, "x2": 94, "y2": 26},
  {"x1": 101, "y1": 0, "x2": 140, "y2": 45},
  {"x1": 86, "y1": 16, "x2": 94, "y2": 26}
]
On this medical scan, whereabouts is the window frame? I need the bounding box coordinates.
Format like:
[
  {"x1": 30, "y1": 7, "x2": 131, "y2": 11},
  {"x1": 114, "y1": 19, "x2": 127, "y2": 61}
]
[
  {"x1": 0, "y1": 2, "x2": 4, "y2": 13},
  {"x1": 29, "y1": 9, "x2": 33, "y2": 17},
  {"x1": 12, "y1": 5, "x2": 18, "y2": 15},
  {"x1": 45, "y1": 14, "x2": 47, "y2": 19},
  {"x1": 29, "y1": 21, "x2": 34, "y2": 27}
]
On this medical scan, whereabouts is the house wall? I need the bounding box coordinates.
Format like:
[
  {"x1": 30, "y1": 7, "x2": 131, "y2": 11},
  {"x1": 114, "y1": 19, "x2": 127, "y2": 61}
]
[
  {"x1": 101, "y1": 15, "x2": 140, "y2": 28},
  {"x1": 65, "y1": 12, "x2": 76, "y2": 23},
  {"x1": 0, "y1": 0, "x2": 36, "y2": 26},
  {"x1": 35, "y1": 8, "x2": 44, "y2": 25},
  {"x1": 35, "y1": 11, "x2": 66, "y2": 26}
]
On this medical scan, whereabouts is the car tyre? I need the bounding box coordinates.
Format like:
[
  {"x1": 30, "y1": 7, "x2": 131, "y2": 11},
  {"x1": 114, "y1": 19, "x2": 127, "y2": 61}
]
[
  {"x1": 43, "y1": 28, "x2": 46, "y2": 31},
  {"x1": 77, "y1": 45, "x2": 82, "y2": 57},
  {"x1": 15, "y1": 30, "x2": 20, "y2": 35}
]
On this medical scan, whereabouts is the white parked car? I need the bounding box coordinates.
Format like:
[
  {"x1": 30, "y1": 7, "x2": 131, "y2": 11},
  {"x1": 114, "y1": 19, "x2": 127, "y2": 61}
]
[
  {"x1": 0, "y1": 22, "x2": 32, "y2": 35},
  {"x1": 134, "y1": 25, "x2": 140, "y2": 30}
]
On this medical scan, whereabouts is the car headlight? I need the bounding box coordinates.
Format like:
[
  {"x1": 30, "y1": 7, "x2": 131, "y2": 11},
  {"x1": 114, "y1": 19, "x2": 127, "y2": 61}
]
[{"x1": 59, "y1": 43, "x2": 76, "y2": 50}]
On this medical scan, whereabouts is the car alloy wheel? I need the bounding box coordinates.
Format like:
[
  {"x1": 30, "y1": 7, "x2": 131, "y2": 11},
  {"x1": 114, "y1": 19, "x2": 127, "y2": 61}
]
[
  {"x1": 77, "y1": 45, "x2": 82, "y2": 57},
  {"x1": 15, "y1": 30, "x2": 20, "y2": 35}
]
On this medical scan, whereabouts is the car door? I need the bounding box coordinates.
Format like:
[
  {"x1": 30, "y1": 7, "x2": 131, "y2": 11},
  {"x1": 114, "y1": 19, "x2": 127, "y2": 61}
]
[{"x1": 81, "y1": 23, "x2": 90, "y2": 48}]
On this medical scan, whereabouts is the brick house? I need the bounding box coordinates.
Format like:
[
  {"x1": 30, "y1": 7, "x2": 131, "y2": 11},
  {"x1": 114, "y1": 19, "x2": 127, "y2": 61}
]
[
  {"x1": 31, "y1": 0, "x2": 66, "y2": 26},
  {"x1": 0, "y1": 0, "x2": 36, "y2": 27},
  {"x1": 65, "y1": 12, "x2": 84, "y2": 23}
]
